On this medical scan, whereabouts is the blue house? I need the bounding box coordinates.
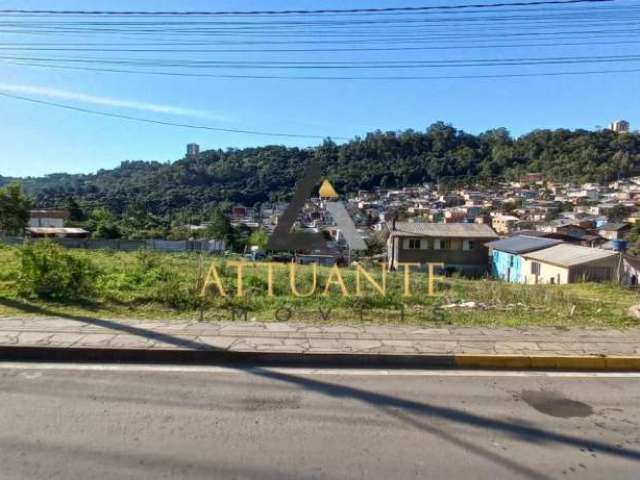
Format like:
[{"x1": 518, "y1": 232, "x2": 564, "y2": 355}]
[{"x1": 486, "y1": 236, "x2": 563, "y2": 283}]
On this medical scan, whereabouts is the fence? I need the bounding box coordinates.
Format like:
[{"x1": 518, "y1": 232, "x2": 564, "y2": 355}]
[{"x1": 0, "y1": 236, "x2": 226, "y2": 254}]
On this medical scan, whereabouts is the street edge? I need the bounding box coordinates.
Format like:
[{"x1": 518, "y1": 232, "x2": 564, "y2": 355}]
[{"x1": 1, "y1": 346, "x2": 640, "y2": 370}]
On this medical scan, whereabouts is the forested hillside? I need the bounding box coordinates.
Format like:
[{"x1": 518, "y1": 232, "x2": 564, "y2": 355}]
[{"x1": 2, "y1": 122, "x2": 640, "y2": 222}]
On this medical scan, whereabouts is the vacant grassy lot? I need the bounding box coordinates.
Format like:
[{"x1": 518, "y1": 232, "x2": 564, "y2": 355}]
[{"x1": 0, "y1": 243, "x2": 638, "y2": 327}]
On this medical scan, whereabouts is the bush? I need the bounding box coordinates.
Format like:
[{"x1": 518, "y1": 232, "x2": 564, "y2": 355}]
[
  {"x1": 18, "y1": 241, "x2": 98, "y2": 300},
  {"x1": 152, "y1": 277, "x2": 202, "y2": 311}
]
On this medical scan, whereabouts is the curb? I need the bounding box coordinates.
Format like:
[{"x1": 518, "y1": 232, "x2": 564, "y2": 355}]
[
  {"x1": 1, "y1": 346, "x2": 640, "y2": 370},
  {"x1": 454, "y1": 355, "x2": 640, "y2": 371}
]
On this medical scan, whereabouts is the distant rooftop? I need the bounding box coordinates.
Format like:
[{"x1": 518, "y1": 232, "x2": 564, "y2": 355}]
[
  {"x1": 26, "y1": 227, "x2": 88, "y2": 235},
  {"x1": 522, "y1": 244, "x2": 617, "y2": 267},
  {"x1": 486, "y1": 236, "x2": 563, "y2": 255},
  {"x1": 389, "y1": 222, "x2": 498, "y2": 239}
]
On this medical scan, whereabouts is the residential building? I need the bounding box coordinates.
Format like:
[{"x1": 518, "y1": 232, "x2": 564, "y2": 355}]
[
  {"x1": 521, "y1": 244, "x2": 619, "y2": 284},
  {"x1": 622, "y1": 255, "x2": 640, "y2": 287},
  {"x1": 25, "y1": 227, "x2": 90, "y2": 239},
  {"x1": 491, "y1": 214, "x2": 520, "y2": 235},
  {"x1": 609, "y1": 120, "x2": 630, "y2": 133},
  {"x1": 386, "y1": 222, "x2": 498, "y2": 274},
  {"x1": 520, "y1": 173, "x2": 544, "y2": 185},
  {"x1": 28, "y1": 209, "x2": 70, "y2": 228},
  {"x1": 487, "y1": 236, "x2": 563, "y2": 283},
  {"x1": 186, "y1": 143, "x2": 200, "y2": 156},
  {"x1": 598, "y1": 223, "x2": 631, "y2": 241}
]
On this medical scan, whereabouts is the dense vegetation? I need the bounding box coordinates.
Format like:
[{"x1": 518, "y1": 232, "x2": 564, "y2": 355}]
[{"x1": 2, "y1": 123, "x2": 640, "y2": 225}]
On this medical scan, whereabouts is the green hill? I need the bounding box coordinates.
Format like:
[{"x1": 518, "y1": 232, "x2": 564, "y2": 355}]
[{"x1": 4, "y1": 122, "x2": 640, "y2": 222}]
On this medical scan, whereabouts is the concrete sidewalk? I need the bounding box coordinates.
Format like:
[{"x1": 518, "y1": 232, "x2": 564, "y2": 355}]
[{"x1": 0, "y1": 316, "x2": 639, "y2": 368}]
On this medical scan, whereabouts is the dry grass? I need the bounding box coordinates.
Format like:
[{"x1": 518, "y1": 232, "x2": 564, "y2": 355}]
[{"x1": 0, "y1": 244, "x2": 638, "y2": 327}]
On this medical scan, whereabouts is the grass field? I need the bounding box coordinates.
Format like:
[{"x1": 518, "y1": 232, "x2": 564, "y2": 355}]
[{"x1": 0, "y1": 243, "x2": 638, "y2": 327}]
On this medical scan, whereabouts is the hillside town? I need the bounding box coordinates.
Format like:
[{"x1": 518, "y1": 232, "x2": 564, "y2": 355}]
[
  {"x1": 13, "y1": 171, "x2": 640, "y2": 288},
  {"x1": 232, "y1": 173, "x2": 640, "y2": 286}
]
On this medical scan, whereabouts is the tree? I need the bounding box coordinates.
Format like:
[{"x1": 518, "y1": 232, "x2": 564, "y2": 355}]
[
  {"x1": 65, "y1": 196, "x2": 85, "y2": 222},
  {"x1": 88, "y1": 208, "x2": 122, "y2": 239},
  {"x1": 248, "y1": 229, "x2": 268, "y2": 249},
  {"x1": 0, "y1": 183, "x2": 31, "y2": 235},
  {"x1": 10, "y1": 125, "x2": 640, "y2": 222},
  {"x1": 206, "y1": 208, "x2": 235, "y2": 246}
]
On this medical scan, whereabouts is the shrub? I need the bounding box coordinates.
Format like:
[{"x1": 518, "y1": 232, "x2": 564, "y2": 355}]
[
  {"x1": 18, "y1": 241, "x2": 98, "y2": 300},
  {"x1": 152, "y1": 277, "x2": 202, "y2": 311}
]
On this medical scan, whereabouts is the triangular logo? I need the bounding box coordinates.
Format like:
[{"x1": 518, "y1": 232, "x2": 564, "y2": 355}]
[
  {"x1": 267, "y1": 161, "x2": 367, "y2": 253},
  {"x1": 319, "y1": 180, "x2": 338, "y2": 199},
  {"x1": 267, "y1": 161, "x2": 328, "y2": 252}
]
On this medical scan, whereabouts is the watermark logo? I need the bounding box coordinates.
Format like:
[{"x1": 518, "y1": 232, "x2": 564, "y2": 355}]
[
  {"x1": 200, "y1": 160, "x2": 443, "y2": 301},
  {"x1": 266, "y1": 160, "x2": 329, "y2": 251},
  {"x1": 200, "y1": 261, "x2": 444, "y2": 298}
]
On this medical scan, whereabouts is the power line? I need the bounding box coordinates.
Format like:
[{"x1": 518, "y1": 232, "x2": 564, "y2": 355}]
[
  {"x1": 0, "y1": 0, "x2": 615, "y2": 16},
  {"x1": 0, "y1": 91, "x2": 347, "y2": 140},
  {"x1": 4, "y1": 58, "x2": 640, "y2": 80},
  {"x1": 2, "y1": 52, "x2": 640, "y2": 69},
  {"x1": 3, "y1": 38, "x2": 639, "y2": 53}
]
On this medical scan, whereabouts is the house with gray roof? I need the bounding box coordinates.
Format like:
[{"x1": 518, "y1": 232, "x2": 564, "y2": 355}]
[
  {"x1": 387, "y1": 221, "x2": 498, "y2": 274},
  {"x1": 486, "y1": 236, "x2": 564, "y2": 283},
  {"x1": 520, "y1": 244, "x2": 619, "y2": 284}
]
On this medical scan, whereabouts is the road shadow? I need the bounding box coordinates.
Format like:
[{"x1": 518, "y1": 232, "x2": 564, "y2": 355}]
[
  {"x1": 0, "y1": 297, "x2": 208, "y2": 351},
  {"x1": 2, "y1": 297, "x2": 640, "y2": 478}
]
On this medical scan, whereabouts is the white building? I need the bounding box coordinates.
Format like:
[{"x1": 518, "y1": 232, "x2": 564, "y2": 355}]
[
  {"x1": 28, "y1": 209, "x2": 69, "y2": 228},
  {"x1": 521, "y1": 244, "x2": 619, "y2": 284},
  {"x1": 609, "y1": 120, "x2": 630, "y2": 133}
]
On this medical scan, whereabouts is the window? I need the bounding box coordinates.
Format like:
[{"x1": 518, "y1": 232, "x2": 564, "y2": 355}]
[
  {"x1": 531, "y1": 262, "x2": 541, "y2": 275},
  {"x1": 408, "y1": 239, "x2": 421, "y2": 249},
  {"x1": 463, "y1": 239, "x2": 475, "y2": 251}
]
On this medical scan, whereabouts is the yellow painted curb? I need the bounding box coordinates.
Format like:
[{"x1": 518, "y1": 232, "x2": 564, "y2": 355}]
[
  {"x1": 454, "y1": 355, "x2": 640, "y2": 371},
  {"x1": 605, "y1": 357, "x2": 640, "y2": 370}
]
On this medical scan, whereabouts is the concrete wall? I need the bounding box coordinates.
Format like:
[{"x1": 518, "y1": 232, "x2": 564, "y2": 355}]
[
  {"x1": 28, "y1": 218, "x2": 64, "y2": 228},
  {"x1": 521, "y1": 259, "x2": 569, "y2": 285},
  {"x1": 622, "y1": 258, "x2": 640, "y2": 287},
  {"x1": 0, "y1": 237, "x2": 226, "y2": 254}
]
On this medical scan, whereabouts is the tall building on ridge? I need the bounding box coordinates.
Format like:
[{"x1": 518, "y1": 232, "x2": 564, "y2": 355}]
[
  {"x1": 609, "y1": 120, "x2": 630, "y2": 133},
  {"x1": 186, "y1": 143, "x2": 200, "y2": 156}
]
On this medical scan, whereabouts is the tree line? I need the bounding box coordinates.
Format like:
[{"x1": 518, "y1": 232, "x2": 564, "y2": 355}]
[{"x1": 1, "y1": 122, "x2": 639, "y2": 237}]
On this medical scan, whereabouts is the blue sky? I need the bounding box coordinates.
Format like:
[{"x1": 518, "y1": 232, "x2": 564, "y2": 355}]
[{"x1": 0, "y1": 0, "x2": 638, "y2": 177}]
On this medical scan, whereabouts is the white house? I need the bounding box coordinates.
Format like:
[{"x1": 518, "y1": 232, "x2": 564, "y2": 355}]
[
  {"x1": 520, "y1": 244, "x2": 619, "y2": 284},
  {"x1": 28, "y1": 209, "x2": 70, "y2": 228}
]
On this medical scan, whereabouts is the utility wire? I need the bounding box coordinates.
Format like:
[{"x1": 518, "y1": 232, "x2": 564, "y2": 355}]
[
  {"x1": 2, "y1": 53, "x2": 639, "y2": 69},
  {"x1": 3, "y1": 58, "x2": 640, "y2": 80},
  {"x1": 0, "y1": 91, "x2": 347, "y2": 140},
  {"x1": 0, "y1": 0, "x2": 615, "y2": 16},
  {"x1": 3, "y1": 38, "x2": 639, "y2": 53}
]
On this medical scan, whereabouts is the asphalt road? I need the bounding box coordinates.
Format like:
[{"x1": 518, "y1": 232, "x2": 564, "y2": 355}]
[{"x1": 0, "y1": 364, "x2": 639, "y2": 480}]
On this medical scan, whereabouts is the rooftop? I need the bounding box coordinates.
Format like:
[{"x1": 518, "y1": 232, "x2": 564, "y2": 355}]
[
  {"x1": 522, "y1": 244, "x2": 617, "y2": 267},
  {"x1": 26, "y1": 227, "x2": 89, "y2": 235},
  {"x1": 485, "y1": 236, "x2": 564, "y2": 255},
  {"x1": 389, "y1": 222, "x2": 498, "y2": 239},
  {"x1": 599, "y1": 222, "x2": 630, "y2": 231}
]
